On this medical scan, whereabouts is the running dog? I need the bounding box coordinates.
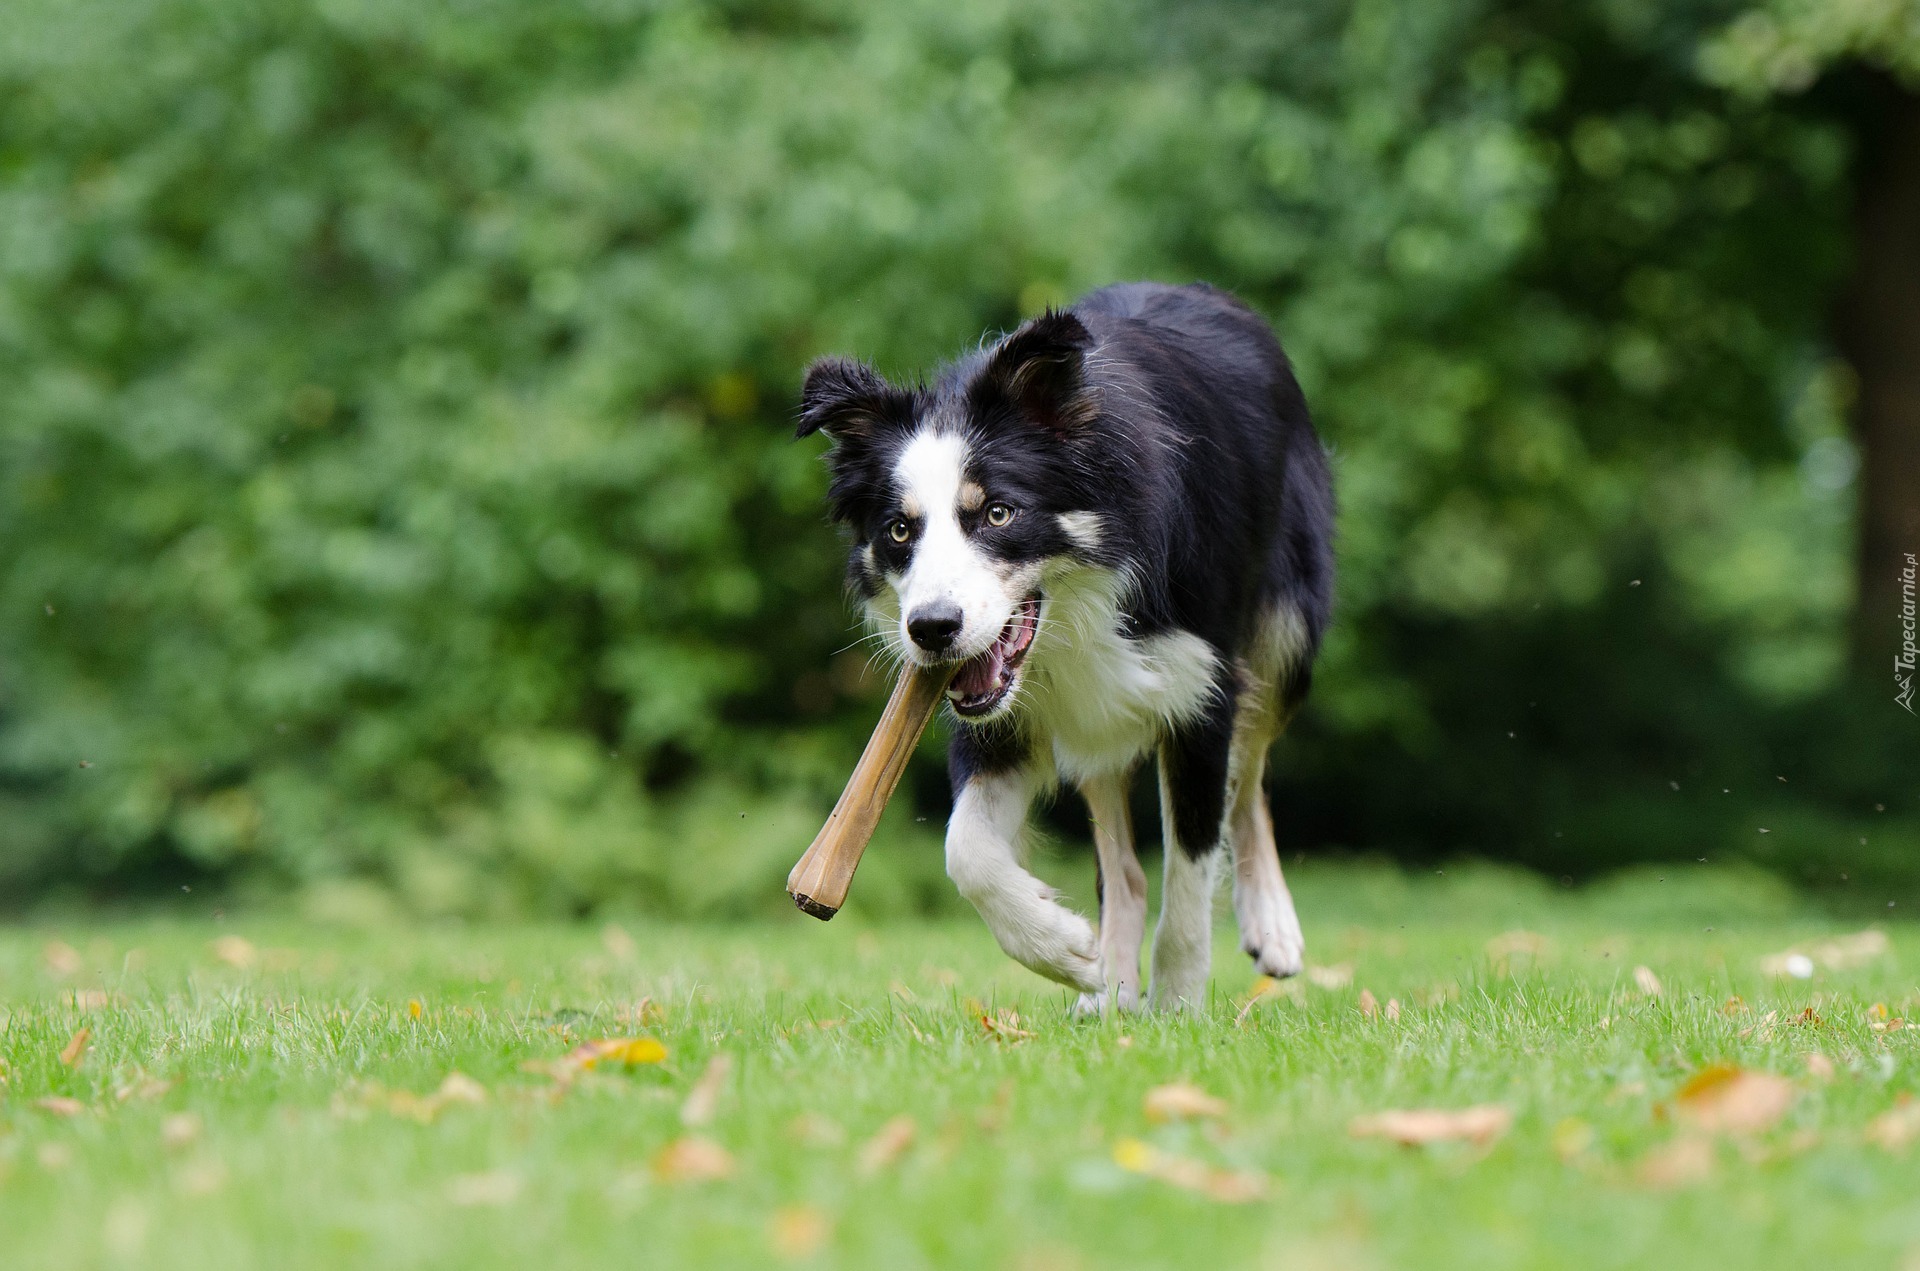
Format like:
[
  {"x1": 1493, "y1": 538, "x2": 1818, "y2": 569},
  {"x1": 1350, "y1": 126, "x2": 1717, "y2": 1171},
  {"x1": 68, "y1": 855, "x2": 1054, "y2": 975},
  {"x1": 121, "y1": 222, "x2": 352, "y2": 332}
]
[{"x1": 797, "y1": 282, "x2": 1334, "y2": 1011}]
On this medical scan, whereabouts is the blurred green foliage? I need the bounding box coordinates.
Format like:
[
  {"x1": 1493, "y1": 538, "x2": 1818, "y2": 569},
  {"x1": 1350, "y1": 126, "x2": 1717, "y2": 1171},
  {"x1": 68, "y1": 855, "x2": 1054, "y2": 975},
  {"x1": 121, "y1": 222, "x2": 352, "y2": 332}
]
[{"x1": 0, "y1": 0, "x2": 1913, "y2": 917}]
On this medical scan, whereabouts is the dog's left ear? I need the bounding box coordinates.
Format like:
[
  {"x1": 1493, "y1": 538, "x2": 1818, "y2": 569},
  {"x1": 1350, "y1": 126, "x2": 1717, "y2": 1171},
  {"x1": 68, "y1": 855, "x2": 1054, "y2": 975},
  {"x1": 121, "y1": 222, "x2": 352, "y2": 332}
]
[{"x1": 977, "y1": 309, "x2": 1096, "y2": 435}]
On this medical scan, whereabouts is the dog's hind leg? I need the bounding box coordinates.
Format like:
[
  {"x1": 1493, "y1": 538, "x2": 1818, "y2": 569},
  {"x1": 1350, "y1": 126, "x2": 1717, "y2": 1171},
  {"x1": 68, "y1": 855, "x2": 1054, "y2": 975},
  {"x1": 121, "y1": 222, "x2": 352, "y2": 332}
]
[
  {"x1": 947, "y1": 766, "x2": 1102, "y2": 993},
  {"x1": 1230, "y1": 748, "x2": 1305, "y2": 979},
  {"x1": 1149, "y1": 677, "x2": 1236, "y2": 1011},
  {"x1": 1076, "y1": 767, "x2": 1145, "y2": 1014}
]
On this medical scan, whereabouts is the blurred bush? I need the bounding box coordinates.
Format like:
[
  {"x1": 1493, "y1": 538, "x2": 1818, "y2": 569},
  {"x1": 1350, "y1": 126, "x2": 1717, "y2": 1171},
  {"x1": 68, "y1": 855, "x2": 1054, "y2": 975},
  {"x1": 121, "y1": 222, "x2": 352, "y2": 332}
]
[{"x1": 0, "y1": 0, "x2": 1912, "y2": 916}]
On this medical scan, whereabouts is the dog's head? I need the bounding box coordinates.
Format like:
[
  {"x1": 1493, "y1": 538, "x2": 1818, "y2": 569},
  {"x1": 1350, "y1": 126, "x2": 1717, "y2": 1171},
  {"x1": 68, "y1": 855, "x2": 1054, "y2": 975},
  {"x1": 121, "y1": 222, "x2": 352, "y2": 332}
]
[{"x1": 797, "y1": 311, "x2": 1106, "y2": 720}]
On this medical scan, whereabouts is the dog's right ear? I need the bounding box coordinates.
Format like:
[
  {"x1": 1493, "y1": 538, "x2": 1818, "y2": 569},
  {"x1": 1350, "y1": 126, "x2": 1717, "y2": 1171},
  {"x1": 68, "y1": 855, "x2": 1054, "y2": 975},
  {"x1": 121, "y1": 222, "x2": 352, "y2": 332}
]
[{"x1": 797, "y1": 357, "x2": 903, "y2": 441}]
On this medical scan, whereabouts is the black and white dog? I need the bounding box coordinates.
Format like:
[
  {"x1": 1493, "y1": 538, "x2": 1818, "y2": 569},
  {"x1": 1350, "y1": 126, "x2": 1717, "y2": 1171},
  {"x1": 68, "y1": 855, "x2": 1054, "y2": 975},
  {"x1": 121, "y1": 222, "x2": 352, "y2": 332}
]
[{"x1": 798, "y1": 283, "x2": 1334, "y2": 1011}]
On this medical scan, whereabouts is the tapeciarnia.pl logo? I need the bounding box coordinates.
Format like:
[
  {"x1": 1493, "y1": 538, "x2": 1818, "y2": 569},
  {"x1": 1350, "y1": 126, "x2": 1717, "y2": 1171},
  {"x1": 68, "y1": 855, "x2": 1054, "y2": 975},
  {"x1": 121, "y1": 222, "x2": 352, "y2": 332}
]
[{"x1": 1899, "y1": 551, "x2": 1917, "y2": 714}]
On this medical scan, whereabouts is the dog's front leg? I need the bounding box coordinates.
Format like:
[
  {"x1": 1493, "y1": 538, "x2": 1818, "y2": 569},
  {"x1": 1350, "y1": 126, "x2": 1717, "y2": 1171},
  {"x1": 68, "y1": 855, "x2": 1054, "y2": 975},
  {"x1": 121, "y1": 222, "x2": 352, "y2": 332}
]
[
  {"x1": 1078, "y1": 768, "x2": 1145, "y2": 1014},
  {"x1": 946, "y1": 765, "x2": 1101, "y2": 993},
  {"x1": 1149, "y1": 680, "x2": 1236, "y2": 1011}
]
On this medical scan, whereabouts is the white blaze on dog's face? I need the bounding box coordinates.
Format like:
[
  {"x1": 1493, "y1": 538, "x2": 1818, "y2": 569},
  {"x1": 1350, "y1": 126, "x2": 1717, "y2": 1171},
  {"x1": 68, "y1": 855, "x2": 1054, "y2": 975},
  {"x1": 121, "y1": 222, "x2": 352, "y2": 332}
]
[{"x1": 874, "y1": 426, "x2": 1045, "y2": 718}]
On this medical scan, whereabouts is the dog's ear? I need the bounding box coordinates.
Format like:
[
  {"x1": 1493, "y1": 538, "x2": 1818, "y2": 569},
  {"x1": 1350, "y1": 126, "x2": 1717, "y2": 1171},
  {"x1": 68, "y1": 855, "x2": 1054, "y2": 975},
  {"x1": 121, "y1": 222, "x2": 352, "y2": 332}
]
[
  {"x1": 977, "y1": 309, "x2": 1096, "y2": 435},
  {"x1": 797, "y1": 357, "x2": 905, "y2": 441}
]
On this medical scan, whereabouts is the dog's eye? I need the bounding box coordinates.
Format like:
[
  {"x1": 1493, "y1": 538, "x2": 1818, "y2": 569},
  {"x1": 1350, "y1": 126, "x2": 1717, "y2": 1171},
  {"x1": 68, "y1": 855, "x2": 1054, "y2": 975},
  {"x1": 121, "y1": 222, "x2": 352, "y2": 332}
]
[
  {"x1": 984, "y1": 503, "x2": 1015, "y2": 528},
  {"x1": 887, "y1": 519, "x2": 912, "y2": 544}
]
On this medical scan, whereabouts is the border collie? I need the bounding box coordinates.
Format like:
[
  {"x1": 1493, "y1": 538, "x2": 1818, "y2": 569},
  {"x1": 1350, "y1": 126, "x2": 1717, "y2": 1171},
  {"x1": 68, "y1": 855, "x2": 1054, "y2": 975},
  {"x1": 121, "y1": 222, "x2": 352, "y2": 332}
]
[{"x1": 798, "y1": 282, "x2": 1334, "y2": 1011}]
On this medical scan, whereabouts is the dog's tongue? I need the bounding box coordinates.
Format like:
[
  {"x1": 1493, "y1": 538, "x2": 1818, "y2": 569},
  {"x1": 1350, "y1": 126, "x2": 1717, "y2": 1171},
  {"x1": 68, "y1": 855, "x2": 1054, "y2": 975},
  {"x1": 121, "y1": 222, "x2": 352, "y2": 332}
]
[{"x1": 951, "y1": 644, "x2": 1005, "y2": 699}]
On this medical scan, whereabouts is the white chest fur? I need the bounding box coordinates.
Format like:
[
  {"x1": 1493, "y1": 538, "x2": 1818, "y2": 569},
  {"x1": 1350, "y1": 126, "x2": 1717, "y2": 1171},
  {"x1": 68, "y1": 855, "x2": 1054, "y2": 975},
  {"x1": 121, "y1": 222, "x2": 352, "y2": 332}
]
[{"x1": 1020, "y1": 566, "x2": 1221, "y2": 783}]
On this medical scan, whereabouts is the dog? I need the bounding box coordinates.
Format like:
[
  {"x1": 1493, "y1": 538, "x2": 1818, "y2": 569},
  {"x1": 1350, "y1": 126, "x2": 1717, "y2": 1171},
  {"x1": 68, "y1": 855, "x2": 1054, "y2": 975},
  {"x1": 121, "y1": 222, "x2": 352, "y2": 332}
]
[{"x1": 798, "y1": 282, "x2": 1334, "y2": 1011}]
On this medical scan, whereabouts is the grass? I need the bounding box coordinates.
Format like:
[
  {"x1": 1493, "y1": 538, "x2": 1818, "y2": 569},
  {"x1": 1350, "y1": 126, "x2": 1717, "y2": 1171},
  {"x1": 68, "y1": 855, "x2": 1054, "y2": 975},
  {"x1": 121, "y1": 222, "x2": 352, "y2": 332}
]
[{"x1": 1, "y1": 861, "x2": 1917, "y2": 1271}]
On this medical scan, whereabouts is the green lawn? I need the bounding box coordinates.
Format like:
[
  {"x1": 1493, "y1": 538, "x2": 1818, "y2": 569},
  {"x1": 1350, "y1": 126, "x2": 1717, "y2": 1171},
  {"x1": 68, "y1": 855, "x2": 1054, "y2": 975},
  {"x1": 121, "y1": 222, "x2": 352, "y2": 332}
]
[{"x1": 2, "y1": 863, "x2": 1917, "y2": 1270}]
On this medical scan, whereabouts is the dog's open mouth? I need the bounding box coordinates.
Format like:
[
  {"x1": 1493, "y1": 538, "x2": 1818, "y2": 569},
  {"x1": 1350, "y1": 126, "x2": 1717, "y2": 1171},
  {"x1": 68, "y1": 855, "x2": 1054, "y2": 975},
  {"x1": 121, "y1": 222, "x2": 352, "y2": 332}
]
[{"x1": 946, "y1": 597, "x2": 1041, "y2": 718}]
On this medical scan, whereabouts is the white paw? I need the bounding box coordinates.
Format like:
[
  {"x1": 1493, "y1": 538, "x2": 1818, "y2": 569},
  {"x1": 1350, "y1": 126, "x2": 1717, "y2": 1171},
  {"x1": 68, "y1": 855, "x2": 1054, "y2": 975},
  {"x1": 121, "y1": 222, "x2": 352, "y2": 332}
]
[
  {"x1": 1071, "y1": 979, "x2": 1141, "y2": 1018},
  {"x1": 1024, "y1": 911, "x2": 1103, "y2": 994},
  {"x1": 1236, "y1": 892, "x2": 1305, "y2": 979}
]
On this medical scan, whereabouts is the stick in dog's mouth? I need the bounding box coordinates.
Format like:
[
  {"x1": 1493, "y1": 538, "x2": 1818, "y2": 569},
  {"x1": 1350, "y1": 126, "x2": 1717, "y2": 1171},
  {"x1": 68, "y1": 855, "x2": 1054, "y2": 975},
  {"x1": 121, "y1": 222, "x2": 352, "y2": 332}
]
[{"x1": 945, "y1": 596, "x2": 1040, "y2": 717}]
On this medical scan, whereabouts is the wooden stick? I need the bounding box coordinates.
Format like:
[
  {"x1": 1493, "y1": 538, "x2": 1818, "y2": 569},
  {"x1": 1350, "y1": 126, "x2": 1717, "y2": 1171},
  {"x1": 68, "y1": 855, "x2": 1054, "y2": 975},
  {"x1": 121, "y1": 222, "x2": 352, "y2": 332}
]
[{"x1": 787, "y1": 664, "x2": 952, "y2": 920}]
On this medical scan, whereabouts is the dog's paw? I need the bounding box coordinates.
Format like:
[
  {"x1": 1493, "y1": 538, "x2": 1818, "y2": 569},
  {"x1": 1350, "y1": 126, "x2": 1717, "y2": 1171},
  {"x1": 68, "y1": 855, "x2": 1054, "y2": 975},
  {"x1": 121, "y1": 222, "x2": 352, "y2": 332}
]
[
  {"x1": 1018, "y1": 910, "x2": 1102, "y2": 994},
  {"x1": 1236, "y1": 890, "x2": 1305, "y2": 980}
]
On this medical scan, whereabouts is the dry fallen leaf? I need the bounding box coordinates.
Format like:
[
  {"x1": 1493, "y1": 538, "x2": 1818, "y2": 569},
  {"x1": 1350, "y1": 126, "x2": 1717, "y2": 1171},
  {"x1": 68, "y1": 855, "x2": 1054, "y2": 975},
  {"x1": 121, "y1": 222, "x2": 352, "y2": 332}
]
[
  {"x1": 1233, "y1": 975, "x2": 1299, "y2": 1026},
  {"x1": 1867, "y1": 1096, "x2": 1920, "y2": 1152},
  {"x1": 1805, "y1": 1053, "x2": 1836, "y2": 1083},
  {"x1": 1551, "y1": 1117, "x2": 1595, "y2": 1162},
  {"x1": 43, "y1": 941, "x2": 82, "y2": 977},
  {"x1": 1486, "y1": 930, "x2": 1550, "y2": 972},
  {"x1": 979, "y1": 1009, "x2": 1034, "y2": 1043},
  {"x1": 566, "y1": 1037, "x2": 669, "y2": 1071},
  {"x1": 448, "y1": 1171, "x2": 522, "y2": 1206},
  {"x1": 160, "y1": 1112, "x2": 202, "y2": 1149},
  {"x1": 654, "y1": 1136, "x2": 735, "y2": 1183},
  {"x1": 1144, "y1": 1082, "x2": 1227, "y2": 1123},
  {"x1": 1358, "y1": 989, "x2": 1378, "y2": 1019},
  {"x1": 857, "y1": 1115, "x2": 917, "y2": 1175},
  {"x1": 211, "y1": 935, "x2": 257, "y2": 969},
  {"x1": 114, "y1": 1075, "x2": 175, "y2": 1103},
  {"x1": 1349, "y1": 1105, "x2": 1512, "y2": 1147},
  {"x1": 435, "y1": 1072, "x2": 487, "y2": 1106},
  {"x1": 1385, "y1": 998, "x2": 1402, "y2": 1022},
  {"x1": 788, "y1": 1112, "x2": 845, "y2": 1148},
  {"x1": 59, "y1": 1027, "x2": 91, "y2": 1068},
  {"x1": 768, "y1": 1204, "x2": 832, "y2": 1259},
  {"x1": 34, "y1": 1096, "x2": 85, "y2": 1117},
  {"x1": 1112, "y1": 1138, "x2": 1268, "y2": 1202},
  {"x1": 1637, "y1": 1135, "x2": 1716, "y2": 1188},
  {"x1": 1673, "y1": 1065, "x2": 1795, "y2": 1136},
  {"x1": 64, "y1": 989, "x2": 111, "y2": 1011},
  {"x1": 681, "y1": 1054, "x2": 733, "y2": 1127},
  {"x1": 1305, "y1": 964, "x2": 1353, "y2": 990},
  {"x1": 1633, "y1": 966, "x2": 1663, "y2": 996}
]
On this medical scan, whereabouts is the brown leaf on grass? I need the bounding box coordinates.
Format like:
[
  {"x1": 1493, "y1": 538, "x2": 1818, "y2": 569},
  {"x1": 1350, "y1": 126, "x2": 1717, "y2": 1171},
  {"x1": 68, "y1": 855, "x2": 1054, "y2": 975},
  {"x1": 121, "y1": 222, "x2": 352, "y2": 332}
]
[
  {"x1": 1805, "y1": 1053, "x2": 1836, "y2": 1083},
  {"x1": 680, "y1": 1054, "x2": 733, "y2": 1127},
  {"x1": 1722, "y1": 996, "x2": 1747, "y2": 1016},
  {"x1": 58, "y1": 1027, "x2": 90, "y2": 1068},
  {"x1": 211, "y1": 935, "x2": 257, "y2": 969},
  {"x1": 34, "y1": 1096, "x2": 85, "y2": 1117},
  {"x1": 1305, "y1": 964, "x2": 1352, "y2": 990},
  {"x1": 1349, "y1": 1105, "x2": 1512, "y2": 1147},
  {"x1": 1143, "y1": 1082, "x2": 1227, "y2": 1123},
  {"x1": 768, "y1": 1205, "x2": 832, "y2": 1259},
  {"x1": 114, "y1": 1075, "x2": 175, "y2": 1103},
  {"x1": 448, "y1": 1171, "x2": 522, "y2": 1207},
  {"x1": 1112, "y1": 1138, "x2": 1269, "y2": 1202},
  {"x1": 857, "y1": 1115, "x2": 917, "y2": 1175},
  {"x1": 1673, "y1": 1065, "x2": 1795, "y2": 1136},
  {"x1": 1867, "y1": 1096, "x2": 1920, "y2": 1152},
  {"x1": 1486, "y1": 930, "x2": 1550, "y2": 974},
  {"x1": 1633, "y1": 966, "x2": 1663, "y2": 997},
  {"x1": 1637, "y1": 1135, "x2": 1716, "y2": 1188},
  {"x1": 435, "y1": 1072, "x2": 487, "y2": 1106},
  {"x1": 979, "y1": 1009, "x2": 1034, "y2": 1043},
  {"x1": 63, "y1": 989, "x2": 112, "y2": 1011},
  {"x1": 160, "y1": 1112, "x2": 202, "y2": 1149},
  {"x1": 787, "y1": 1112, "x2": 845, "y2": 1148},
  {"x1": 1358, "y1": 989, "x2": 1378, "y2": 1019},
  {"x1": 563, "y1": 1037, "x2": 668, "y2": 1072},
  {"x1": 42, "y1": 941, "x2": 82, "y2": 977},
  {"x1": 1385, "y1": 998, "x2": 1402, "y2": 1022},
  {"x1": 1233, "y1": 976, "x2": 1300, "y2": 1026},
  {"x1": 654, "y1": 1136, "x2": 735, "y2": 1183}
]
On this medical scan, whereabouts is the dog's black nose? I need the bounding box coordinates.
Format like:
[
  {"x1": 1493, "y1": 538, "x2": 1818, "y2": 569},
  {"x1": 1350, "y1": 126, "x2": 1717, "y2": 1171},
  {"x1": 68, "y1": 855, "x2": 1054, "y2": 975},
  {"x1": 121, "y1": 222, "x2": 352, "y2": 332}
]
[{"x1": 906, "y1": 603, "x2": 963, "y2": 653}]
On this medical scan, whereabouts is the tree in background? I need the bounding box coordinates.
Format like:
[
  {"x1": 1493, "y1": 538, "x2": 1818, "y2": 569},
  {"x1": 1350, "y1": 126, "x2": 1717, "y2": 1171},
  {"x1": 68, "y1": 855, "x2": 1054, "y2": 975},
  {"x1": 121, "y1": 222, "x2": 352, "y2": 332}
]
[{"x1": 0, "y1": 0, "x2": 1911, "y2": 917}]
